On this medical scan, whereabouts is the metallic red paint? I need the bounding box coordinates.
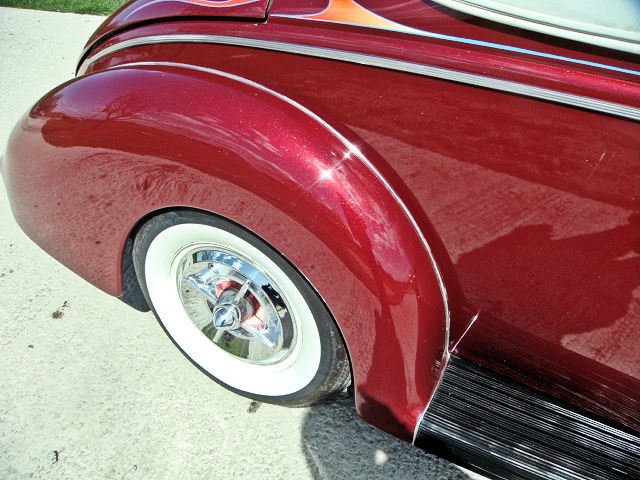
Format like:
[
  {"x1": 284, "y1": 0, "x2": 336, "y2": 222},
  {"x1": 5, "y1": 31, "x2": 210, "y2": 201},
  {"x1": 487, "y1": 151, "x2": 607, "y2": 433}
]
[
  {"x1": 3, "y1": 0, "x2": 639, "y2": 438},
  {"x1": 80, "y1": 15, "x2": 640, "y2": 106},
  {"x1": 2, "y1": 64, "x2": 447, "y2": 439},
  {"x1": 86, "y1": 36, "x2": 640, "y2": 425}
]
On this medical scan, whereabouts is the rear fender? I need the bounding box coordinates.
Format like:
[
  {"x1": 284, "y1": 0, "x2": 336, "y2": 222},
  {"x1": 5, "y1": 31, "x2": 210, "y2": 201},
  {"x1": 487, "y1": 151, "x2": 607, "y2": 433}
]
[{"x1": 3, "y1": 63, "x2": 448, "y2": 440}]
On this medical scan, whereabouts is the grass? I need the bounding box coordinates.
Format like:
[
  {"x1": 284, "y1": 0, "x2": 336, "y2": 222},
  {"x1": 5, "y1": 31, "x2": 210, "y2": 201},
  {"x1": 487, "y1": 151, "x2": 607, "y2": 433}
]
[{"x1": 0, "y1": 0, "x2": 128, "y2": 15}]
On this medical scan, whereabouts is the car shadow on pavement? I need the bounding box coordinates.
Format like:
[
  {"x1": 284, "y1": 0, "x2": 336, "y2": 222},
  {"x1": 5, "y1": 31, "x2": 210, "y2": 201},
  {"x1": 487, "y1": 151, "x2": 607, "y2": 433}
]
[{"x1": 300, "y1": 392, "x2": 472, "y2": 480}]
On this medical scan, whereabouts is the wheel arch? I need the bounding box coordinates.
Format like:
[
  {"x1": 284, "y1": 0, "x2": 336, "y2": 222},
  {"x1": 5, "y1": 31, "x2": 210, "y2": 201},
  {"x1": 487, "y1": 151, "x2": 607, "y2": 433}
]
[{"x1": 3, "y1": 63, "x2": 449, "y2": 440}]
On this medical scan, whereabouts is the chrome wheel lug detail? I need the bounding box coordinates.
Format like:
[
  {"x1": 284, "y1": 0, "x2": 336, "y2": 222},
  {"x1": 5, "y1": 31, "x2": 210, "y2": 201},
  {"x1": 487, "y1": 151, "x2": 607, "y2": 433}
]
[{"x1": 212, "y1": 303, "x2": 240, "y2": 329}]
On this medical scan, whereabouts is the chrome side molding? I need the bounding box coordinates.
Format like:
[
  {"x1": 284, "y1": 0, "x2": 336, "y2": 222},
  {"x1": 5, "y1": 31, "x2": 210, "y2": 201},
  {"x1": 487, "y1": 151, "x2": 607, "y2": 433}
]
[
  {"x1": 414, "y1": 356, "x2": 640, "y2": 480},
  {"x1": 79, "y1": 34, "x2": 640, "y2": 121}
]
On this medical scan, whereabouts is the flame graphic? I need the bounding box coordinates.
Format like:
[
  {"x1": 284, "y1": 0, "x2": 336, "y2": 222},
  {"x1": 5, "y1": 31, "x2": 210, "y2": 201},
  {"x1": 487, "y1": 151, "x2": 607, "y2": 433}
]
[
  {"x1": 124, "y1": 0, "x2": 261, "y2": 20},
  {"x1": 295, "y1": 0, "x2": 418, "y2": 34},
  {"x1": 171, "y1": 0, "x2": 259, "y2": 6}
]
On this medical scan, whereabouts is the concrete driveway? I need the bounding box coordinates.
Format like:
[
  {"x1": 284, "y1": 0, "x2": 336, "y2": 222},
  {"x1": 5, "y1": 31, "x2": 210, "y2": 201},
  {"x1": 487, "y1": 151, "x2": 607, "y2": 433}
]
[{"x1": 0, "y1": 7, "x2": 484, "y2": 480}]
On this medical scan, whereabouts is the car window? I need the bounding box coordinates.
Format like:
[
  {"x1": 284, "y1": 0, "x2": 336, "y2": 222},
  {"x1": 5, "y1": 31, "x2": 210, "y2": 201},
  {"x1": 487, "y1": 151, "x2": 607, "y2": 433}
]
[{"x1": 432, "y1": 0, "x2": 640, "y2": 53}]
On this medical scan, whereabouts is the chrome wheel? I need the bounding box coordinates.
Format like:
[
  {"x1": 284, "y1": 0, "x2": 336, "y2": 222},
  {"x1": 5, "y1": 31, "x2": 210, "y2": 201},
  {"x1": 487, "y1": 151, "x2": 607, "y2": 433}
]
[
  {"x1": 133, "y1": 211, "x2": 351, "y2": 405},
  {"x1": 177, "y1": 246, "x2": 297, "y2": 365}
]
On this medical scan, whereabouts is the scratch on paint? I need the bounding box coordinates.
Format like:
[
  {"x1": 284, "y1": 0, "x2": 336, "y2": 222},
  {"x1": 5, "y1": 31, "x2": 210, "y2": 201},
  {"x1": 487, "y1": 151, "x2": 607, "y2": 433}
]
[{"x1": 587, "y1": 151, "x2": 608, "y2": 180}]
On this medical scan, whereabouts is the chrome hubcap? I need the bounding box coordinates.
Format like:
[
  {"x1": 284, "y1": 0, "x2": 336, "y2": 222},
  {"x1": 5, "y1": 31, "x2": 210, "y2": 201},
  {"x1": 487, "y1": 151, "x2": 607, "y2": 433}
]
[{"x1": 176, "y1": 246, "x2": 296, "y2": 365}]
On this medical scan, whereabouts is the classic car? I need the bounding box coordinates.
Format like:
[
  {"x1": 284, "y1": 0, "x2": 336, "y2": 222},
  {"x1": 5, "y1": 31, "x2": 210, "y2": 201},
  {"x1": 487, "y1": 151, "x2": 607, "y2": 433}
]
[{"x1": 2, "y1": 0, "x2": 639, "y2": 478}]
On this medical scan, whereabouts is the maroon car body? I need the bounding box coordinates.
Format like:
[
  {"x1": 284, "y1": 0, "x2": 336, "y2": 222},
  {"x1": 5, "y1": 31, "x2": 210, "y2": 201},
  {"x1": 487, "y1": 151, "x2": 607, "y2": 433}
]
[{"x1": 2, "y1": 0, "x2": 639, "y2": 476}]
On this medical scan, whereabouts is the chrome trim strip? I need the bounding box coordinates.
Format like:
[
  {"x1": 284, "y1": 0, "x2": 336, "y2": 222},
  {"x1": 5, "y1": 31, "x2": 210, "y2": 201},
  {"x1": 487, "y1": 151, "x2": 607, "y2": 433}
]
[
  {"x1": 104, "y1": 60, "x2": 452, "y2": 354},
  {"x1": 412, "y1": 351, "x2": 450, "y2": 445},
  {"x1": 79, "y1": 34, "x2": 640, "y2": 121},
  {"x1": 412, "y1": 313, "x2": 479, "y2": 443},
  {"x1": 271, "y1": 13, "x2": 640, "y2": 73},
  {"x1": 449, "y1": 312, "x2": 479, "y2": 353}
]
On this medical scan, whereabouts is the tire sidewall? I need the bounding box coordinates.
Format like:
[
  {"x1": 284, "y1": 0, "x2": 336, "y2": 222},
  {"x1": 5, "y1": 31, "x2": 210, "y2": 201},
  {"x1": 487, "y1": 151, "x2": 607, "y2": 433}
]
[{"x1": 133, "y1": 210, "x2": 349, "y2": 406}]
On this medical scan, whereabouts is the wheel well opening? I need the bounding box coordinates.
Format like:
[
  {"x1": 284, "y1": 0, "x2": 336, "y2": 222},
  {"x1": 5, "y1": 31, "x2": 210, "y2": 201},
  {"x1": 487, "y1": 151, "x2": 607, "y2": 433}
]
[{"x1": 118, "y1": 207, "x2": 354, "y2": 389}]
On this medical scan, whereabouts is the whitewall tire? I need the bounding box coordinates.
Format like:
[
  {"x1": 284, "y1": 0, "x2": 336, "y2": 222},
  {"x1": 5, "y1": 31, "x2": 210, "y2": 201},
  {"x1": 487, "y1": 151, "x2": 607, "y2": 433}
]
[{"x1": 132, "y1": 211, "x2": 350, "y2": 406}]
